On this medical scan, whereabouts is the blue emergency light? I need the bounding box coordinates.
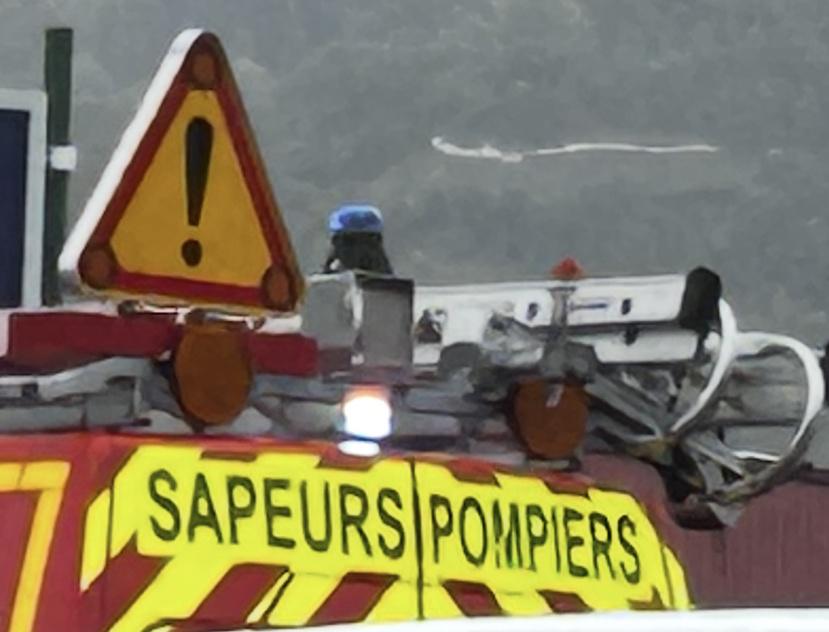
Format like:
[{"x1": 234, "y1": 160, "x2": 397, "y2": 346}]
[{"x1": 328, "y1": 204, "x2": 384, "y2": 235}]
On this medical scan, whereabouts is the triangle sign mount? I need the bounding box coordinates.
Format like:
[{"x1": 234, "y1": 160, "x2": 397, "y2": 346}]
[{"x1": 60, "y1": 29, "x2": 304, "y2": 313}]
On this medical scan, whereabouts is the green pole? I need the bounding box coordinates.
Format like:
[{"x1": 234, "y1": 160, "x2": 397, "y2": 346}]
[{"x1": 42, "y1": 28, "x2": 73, "y2": 305}]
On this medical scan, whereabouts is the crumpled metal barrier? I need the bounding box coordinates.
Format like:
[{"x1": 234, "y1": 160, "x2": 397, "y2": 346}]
[{"x1": 413, "y1": 276, "x2": 827, "y2": 507}]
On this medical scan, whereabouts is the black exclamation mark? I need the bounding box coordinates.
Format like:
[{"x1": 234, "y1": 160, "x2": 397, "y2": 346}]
[{"x1": 181, "y1": 117, "x2": 213, "y2": 267}]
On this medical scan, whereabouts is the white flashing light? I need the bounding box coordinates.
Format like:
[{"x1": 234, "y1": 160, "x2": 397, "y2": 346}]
[
  {"x1": 338, "y1": 439, "x2": 381, "y2": 457},
  {"x1": 342, "y1": 387, "x2": 392, "y2": 440}
]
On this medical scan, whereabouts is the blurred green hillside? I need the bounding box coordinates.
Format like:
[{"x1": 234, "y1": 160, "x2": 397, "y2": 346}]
[{"x1": 2, "y1": 1, "x2": 829, "y2": 341}]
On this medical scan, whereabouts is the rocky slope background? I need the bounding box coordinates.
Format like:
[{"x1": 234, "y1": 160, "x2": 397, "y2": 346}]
[{"x1": 2, "y1": 1, "x2": 829, "y2": 343}]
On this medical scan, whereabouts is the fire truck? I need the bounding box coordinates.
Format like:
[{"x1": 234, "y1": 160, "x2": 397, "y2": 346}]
[{"x1": 1, "y1": 28, "x2": 828, "y2": 632}]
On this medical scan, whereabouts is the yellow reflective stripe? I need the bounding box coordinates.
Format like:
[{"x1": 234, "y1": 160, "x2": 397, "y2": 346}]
[
  {"x1": 663, "y1": 546, "x2": 691, "y2": 609},
  {"x1": 110, "y1": 555, "x2": 230, "y2": 632},
  {"x1": 78, "y1": 443, "x2": 693, "y2": 627},
  {"x1": 421, "y1": 585, "x2": 464, "y2": 619},
  {"x1": 495, "y1": 590, "x2": 552, "y2": 616},
  {"x1": 19, "y1": 461, "x2": 70, "y2": 490},
  {"x1": 246, "y1": 570, "x2": 292, "y2": 624},
  {"x1": 364, "y1": 581, "x2": 418, "y2": 623},
  {"x1": 81, "y1": 489, "x2": 111, "y2": 590},
  {"x1": 265, "y1": 574, "x2": 341, "y2": 627},
  {"x1": 0, "y1": 463, "x2": 22, "y2": 489},
  {"x1": 9, "y1": 461, "x2": 70, "y2": 632}
]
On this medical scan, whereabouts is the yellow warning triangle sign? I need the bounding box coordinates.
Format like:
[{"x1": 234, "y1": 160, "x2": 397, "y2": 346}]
[{"x1": 60, "y1": 29, "x2": 303, "y2": 312}]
